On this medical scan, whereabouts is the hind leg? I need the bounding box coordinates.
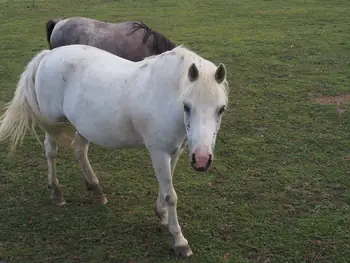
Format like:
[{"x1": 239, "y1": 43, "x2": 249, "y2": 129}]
[
  {"x1": 45, "y1": 133, "x2": 66, "y2": 206},
  {"x1": 72, "y1": 132, "x2": 107, "y2": 205}
]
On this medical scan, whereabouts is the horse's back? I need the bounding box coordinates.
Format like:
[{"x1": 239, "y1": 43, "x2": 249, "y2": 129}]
[
  {"x1": 40, "y1": 44, "x2": 135, "y2": 75},
  {"x1": 50, "y1": 17, "x2": 116, "y2": 47},
  {"x1": 37, "y1": 44, "x2": 136, "y2": 95},
  {"x1": 49, "y1": 17, "x2": 150, "y2": 60}
]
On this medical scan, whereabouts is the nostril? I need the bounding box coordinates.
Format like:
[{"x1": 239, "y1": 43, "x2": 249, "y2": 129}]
[
  {"x1": 192, "y1": 153, "x2": 196, "y2": 163},
  {"x1": 209, "y1": 154, "x2": 212, "y2": 161}
]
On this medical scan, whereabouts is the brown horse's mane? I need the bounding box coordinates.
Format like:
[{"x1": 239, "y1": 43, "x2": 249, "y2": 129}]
[{"x1": 127, "y1": 21, "x2": 177, "y2": 54}]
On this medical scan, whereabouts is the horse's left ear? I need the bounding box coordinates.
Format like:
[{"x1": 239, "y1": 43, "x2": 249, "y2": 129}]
[
  {"x1": 188, "y1": 63, "x2": 199, "y2": 82},
  {"x1": 215, "y1": 63, "x2": 226, "y2": 84}
]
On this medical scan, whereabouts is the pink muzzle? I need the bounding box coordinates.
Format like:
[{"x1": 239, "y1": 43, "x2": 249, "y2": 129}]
[{"x1": 191, "y1": 151, "x2": 213, "y2": 172}]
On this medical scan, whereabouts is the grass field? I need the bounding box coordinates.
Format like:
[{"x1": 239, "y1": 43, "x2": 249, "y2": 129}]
[{"x1": 1, "y1": 0, "x2": 350, "y2": 262}]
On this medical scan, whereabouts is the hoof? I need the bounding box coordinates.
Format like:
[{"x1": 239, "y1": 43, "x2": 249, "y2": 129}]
[
  {"x1": 93, "y1": 194, "x2": 108, "y2": 205},
  {"x1": 50, "y1": 185, "x2": 65, "y2": 206},
  {"x1": 173, "y1": 245, "x2": 193, "y2": 259},
  {"x1": 51, "y1": 197, "x2": 66, "y2": 206}
]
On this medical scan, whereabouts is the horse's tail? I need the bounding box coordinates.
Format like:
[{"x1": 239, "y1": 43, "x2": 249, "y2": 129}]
[
  {"x1": 46, "y1": 19, "x2": 60, "y2": 49},
  {"x1": 0, "y1": 49, "x2": 50, "y2": 152}
]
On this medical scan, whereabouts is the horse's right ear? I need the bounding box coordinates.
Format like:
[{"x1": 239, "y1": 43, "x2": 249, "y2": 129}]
[
  {"x1": 215, "y1": 63, "x2": 226, "y2": 84},
  {"x1": 188, "y1": 63, "x2": 199, "y2": 82}
]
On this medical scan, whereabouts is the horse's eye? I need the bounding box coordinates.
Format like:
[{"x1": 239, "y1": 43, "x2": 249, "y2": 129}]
[
  {"x1": 218, "y1": 106, "x2": 226, "y2": 115},
  {"x1": 184, "y1": 103, "x2": 191, "y2": 113}
]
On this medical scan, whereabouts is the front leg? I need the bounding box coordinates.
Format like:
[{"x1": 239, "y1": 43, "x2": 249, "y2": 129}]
[
  {"x1": 150, "y1": 149, "x2": 193, "y2": 258},
  {"x1": 155, "y1": 146, "x2": 184, "y2": 232}
]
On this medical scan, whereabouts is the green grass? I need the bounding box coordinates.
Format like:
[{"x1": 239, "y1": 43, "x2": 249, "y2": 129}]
[{"x1": 1, "y1": 0, "x2": 350, "y2": 262}]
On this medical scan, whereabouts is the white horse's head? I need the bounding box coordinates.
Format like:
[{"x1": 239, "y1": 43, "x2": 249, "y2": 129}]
[{"x1": 181, "y1": 61, "x2": 228, "y2": 172}]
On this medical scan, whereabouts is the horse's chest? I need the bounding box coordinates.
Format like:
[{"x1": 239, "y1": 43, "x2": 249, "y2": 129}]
[{"x1": 132, "y1": 109, "x2": 186, "y2": 149}]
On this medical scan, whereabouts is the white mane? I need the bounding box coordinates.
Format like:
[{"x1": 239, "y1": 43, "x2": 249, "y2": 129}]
[{"x1": 143, "y1": 45, "x2": 229, "y2": 104}]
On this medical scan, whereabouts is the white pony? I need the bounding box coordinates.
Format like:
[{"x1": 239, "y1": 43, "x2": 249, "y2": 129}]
[{"x1": 0, "y1": 44, "x2": 228, "y2": 258}]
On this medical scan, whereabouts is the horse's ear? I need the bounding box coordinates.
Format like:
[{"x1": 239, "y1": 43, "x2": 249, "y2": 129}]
[
  {"x1": 215, "y1": 63, "x2": 226, "y2": 84},
  {"x1": 188, "y1": 63, "x2": 199, "y2": 82}
]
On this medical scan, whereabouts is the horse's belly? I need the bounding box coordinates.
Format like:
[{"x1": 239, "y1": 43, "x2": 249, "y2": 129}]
[
  {"x1": 88, "y1": 128, "x2": 144, "y2": 149},
  {"x1": 72, "y1": 116, "x2": 144, "y2": 149}
]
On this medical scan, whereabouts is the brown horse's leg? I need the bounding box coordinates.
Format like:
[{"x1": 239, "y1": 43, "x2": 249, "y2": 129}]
[{"x1": 72, "y1": 132, "x2": 107, "y2": 205}]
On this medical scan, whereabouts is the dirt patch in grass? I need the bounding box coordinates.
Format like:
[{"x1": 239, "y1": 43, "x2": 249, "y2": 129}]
[{"x1": 312, "y1": 93, "x2": 350, "y2": 105}]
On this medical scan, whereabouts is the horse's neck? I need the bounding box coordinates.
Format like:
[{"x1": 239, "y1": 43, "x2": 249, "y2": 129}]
[
  {"x1": 142, "y1": 54, "x2": 186, "y2": 117},
  {"x1": 148, "y1": 54, "x2": 185, "y2": 93}
]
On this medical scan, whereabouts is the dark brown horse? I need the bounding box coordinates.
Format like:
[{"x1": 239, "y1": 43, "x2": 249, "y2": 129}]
[{"x1": 46, "y1": 17, "x2": 177, "y2": 61}]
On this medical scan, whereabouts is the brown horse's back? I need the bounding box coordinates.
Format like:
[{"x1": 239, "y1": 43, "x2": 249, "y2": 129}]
[{"x1": 46, "y1": 17, "x2": 176, "y2": 62}]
